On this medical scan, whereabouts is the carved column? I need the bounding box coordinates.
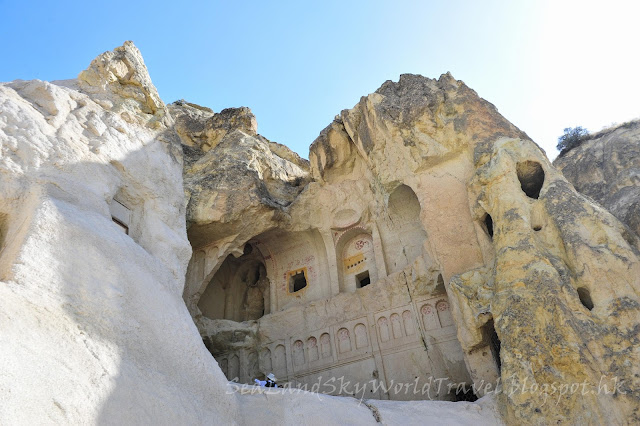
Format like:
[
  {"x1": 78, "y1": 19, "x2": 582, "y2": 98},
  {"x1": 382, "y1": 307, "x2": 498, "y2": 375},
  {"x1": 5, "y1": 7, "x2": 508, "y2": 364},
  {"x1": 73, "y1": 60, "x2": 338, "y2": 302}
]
[
  {"x1": 320, "y1": 229, "x2": 340, "y2": 297},
  {"x1": 371, "y1": 222, "x2": 388, "y2": 279}
]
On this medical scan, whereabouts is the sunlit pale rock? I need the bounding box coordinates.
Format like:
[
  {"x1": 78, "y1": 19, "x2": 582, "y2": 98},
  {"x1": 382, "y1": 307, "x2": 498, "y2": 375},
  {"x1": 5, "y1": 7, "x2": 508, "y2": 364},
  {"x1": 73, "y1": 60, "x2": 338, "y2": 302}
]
[{"x1": 0, "y1": 41, "x2": 237, "y2": 424}]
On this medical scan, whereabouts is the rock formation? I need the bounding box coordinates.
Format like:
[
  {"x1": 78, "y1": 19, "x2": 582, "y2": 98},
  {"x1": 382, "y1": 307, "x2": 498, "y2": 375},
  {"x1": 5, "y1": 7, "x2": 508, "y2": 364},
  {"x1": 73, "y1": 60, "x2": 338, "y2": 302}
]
[
  {"x1": 554, "y1": 119, "x2": 640, "y2": 237},
  {"x1": 0, "y1": 41, "x2": 240, "y2": 424},
  {"x1": 1, "y1": 41, "x2": 639, "y2": 425},
  {"x1": 182, "y1": 72, "x2": 640, "y2": 424}
]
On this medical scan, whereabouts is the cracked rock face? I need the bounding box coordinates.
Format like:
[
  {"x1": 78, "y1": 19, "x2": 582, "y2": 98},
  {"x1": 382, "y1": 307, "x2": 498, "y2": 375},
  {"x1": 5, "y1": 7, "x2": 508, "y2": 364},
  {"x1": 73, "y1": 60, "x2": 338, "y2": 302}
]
[
  {"x1": 554, "y1": 119, "x2": 640, "y2": 237},
  {"x1": 171, "y1": 101, "x2": 311, "y2": 252}
]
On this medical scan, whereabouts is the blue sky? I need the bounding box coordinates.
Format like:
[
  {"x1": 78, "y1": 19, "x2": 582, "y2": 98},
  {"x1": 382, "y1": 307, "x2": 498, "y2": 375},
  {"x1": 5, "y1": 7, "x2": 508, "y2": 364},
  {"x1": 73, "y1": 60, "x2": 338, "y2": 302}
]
[{"x1": 1, "y1": 0, "x2": 639, "y2": 160}]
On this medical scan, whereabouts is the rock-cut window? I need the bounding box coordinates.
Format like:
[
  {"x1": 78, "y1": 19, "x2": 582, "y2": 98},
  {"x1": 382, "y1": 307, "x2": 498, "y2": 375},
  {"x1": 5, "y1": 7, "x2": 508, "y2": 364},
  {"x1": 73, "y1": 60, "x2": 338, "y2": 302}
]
[
  {"x1": 109, "y1": 199, "x2": 131, "y2": 235},
  {"x1": 287, "y1": 268, "x2": 308, "y2": 293},
  {"x1": 356, "y1": 271, "x2": 370, "y2": 288}
]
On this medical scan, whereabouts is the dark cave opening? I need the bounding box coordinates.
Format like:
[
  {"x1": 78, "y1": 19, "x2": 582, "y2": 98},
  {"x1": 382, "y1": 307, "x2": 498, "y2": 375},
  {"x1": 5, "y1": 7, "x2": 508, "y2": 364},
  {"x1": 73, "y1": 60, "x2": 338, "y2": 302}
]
[
  {"x1": 516, "y1": 161, "x2": 545, "y2": 199},
  {"x1": 577, "y1": 287, "x2": 594, "y2": 310},
  {"x1": 482, "y1": 213, "x2": 494, "y2": 239}
]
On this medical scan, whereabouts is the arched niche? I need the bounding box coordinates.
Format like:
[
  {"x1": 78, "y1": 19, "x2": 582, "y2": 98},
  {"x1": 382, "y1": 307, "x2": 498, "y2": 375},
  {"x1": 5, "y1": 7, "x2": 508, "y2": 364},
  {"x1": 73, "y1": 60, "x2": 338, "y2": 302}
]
[
  {"x1": 273, "y1": 344, "x2": 287, "y2": 376},
  {"x1": 197, "y1": 243, "x2": 270, "y2": 322},
  {"x1": 379, "y1": 184, "x2": 428, "y2": 274},
  {"x1": 336, "y1": 228, "x2": 378, "y2": 293},
  {"x1": 251, "y1": 227, "x2": 331, "y2": 311}
]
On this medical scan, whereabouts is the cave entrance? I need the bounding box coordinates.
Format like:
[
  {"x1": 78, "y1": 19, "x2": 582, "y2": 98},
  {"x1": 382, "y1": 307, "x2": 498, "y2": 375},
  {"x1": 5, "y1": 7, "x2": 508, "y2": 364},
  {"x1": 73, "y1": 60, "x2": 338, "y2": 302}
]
[
  {"x1": 482, "y1": 213, "x2": 494, "y2": 239},
  {"x1": 197, "y1": 244, "x2": 270, "y2": 321},
  {"x1": 288, "y1": 269, "x2": 308, "y2": 293},
  {"x1": 338, "y1": 231, "x2": 377, "y2": 293},
  {"x1": 449, "y1": 385, "x2": 479, "y2": 402},
  {"x1": 516, "y1": 161, "x2": 545, "y2": 199}
]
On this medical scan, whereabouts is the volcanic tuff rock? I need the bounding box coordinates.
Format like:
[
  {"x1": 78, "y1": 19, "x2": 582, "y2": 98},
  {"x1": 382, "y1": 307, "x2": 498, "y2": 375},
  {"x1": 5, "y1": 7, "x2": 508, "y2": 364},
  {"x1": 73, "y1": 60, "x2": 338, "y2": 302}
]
[
  {"x1": 320, "y1": 75, "x2": 640, "y2": 424},
  {"x1": 0, "y1": 41, "x2": 239, "y2": 423},
  {"x1": 0, "y1": 42, "x2": 392, "y2": 425},
  {"x1": 554, "y1": 119, "x2": 640, "y2": 237},
  {"x1": 169, "y1": 101, "x2": 257, "y2": 153},
  {"x1": 185, "y1": 71, "x2": 640, "y2": 424},
  {"x1": 172, "y1": 106, "x2": 312, "y2": 304},
  {"x1": 2, "y1": 40, "x2": 640, "y2": 425}
]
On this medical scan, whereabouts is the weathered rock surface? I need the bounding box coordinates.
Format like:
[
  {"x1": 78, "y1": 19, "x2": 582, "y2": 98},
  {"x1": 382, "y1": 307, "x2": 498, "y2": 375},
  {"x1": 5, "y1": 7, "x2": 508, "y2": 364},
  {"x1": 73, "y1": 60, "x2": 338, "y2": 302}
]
[
  {"x1": 0, "y1": 41, "x2": 238, "y2": 424},
  {"x1": 554, "y1": 119, "x2": 640, "y2": 236},
  {"x1": 453, "y1": 138, "x2": 640, "y2": 424},
  {"x1": 185, "y1": 71, "x2": 640, "y2": 424},
  {"x1": 173, "y1": 102, "x2": 312, "y2": 315},
  {"x1": 169, "y1": 101, "x2": 256, "y2": 153},
  {"x1": 1, "y1": 41, "x2": 502, "y2": 426},
  {"x1": 3, "y1": 40, "x2": 640, "y2": 425}
]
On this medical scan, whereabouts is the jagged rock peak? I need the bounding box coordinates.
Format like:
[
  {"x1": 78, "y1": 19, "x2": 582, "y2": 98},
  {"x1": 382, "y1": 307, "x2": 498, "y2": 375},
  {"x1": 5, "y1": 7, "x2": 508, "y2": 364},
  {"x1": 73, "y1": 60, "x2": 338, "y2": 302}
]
[
  {"x1": 375, "y1": 72, "x2": 460, "y2": 98},
  {"x1": 310, "y1": 72, "x2": 530, "y2": 184},
  {"x1": 168, "y1": 101, "x2": 257, "y2": 153},
  {"x1": 78, "y1": 41, "x2": 166, "y2": 119},
  {"x1": 168, "y1": 100, "x2": 309, "y2": 172}
]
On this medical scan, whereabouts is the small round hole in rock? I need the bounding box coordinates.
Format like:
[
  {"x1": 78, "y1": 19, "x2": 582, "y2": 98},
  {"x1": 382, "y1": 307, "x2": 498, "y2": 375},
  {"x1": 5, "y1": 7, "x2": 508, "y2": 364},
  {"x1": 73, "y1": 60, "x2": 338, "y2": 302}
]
[
  {"x1": 516, "y1": 161, "x2": 545, "y2": 199},
  {"x1": 577, "y1": 287, "x2": 594, "y2": 310},
  {"x1": 533, "y1": 225, "x2": 542, "y2": 231}
]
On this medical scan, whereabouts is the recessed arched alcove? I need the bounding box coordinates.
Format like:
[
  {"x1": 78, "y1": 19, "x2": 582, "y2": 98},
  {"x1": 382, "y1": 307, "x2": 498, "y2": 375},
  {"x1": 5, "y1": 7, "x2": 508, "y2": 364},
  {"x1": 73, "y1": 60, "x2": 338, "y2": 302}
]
[
  {"x1": 248, "y1": 227, "x2": 332, "y2": 311},
  {"x1": 379, "y1": 184, "x2": 428, "y2": 274},
  {"x1": 335, "y1": 227, "x2": 378, "y2": 293},
  {"x1": 189, "y1": 226, "x2": 333, "y2": 323},
  {"x1": 197, "y1": 245, "x2": 269, "y2": 321},
  {"x1": 434, "y1": 273, "x2": 446, "y2": 294}
]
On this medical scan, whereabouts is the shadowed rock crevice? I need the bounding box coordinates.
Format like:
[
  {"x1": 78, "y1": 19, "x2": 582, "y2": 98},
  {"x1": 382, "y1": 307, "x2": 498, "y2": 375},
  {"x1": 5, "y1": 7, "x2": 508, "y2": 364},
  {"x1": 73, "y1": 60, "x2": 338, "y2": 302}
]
[
  {"x1": 482, "y1": 213, "x2": 494, "y2": 239},
  {"x1": 481, "y1": 319, "x2": 501, "y2": 373},
  {"x1": 577, "y1": 287, "x2": 594, "y2": 310},
  {"x1": 0, "y1": 213, "x2": 7, "y2": 252}
]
